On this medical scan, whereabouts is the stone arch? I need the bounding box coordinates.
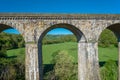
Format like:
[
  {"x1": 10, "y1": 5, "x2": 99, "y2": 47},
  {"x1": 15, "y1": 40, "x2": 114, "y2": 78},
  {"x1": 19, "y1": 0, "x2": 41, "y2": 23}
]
[
  {"x1": 38, "y1": 23, "x2": 87, "y2": 80},
  {"x1": 97, "y1": 23, "x2": 120, "y2": 41},
  {"x1": 98, "y1": 23, "x2": 120, "y2": 80},
  {"x1": 0, "y1": 22, "x2": 25, "y2": 41},
  {"x1": 39, "y1": 23, "x2": 87, "y2": 43}
]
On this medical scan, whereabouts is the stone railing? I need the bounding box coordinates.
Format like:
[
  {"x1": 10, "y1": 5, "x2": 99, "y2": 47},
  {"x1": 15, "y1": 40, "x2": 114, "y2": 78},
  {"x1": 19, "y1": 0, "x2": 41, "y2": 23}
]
[{"x1": 0, "y1": 13, "x2": 120, "y2": 20}]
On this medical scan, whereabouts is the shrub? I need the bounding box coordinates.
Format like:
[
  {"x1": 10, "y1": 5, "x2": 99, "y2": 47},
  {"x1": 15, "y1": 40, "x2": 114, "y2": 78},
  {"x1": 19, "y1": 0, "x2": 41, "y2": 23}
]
[
  {"x1": 0, "y1": 49, "x2": 7, "y2": 58},
  {"x1": 44, "y1": 51, "x2": 77, "y2": 80},
  {"x1": 100, "y1": 60, "x2": 118, "y2": 80},
  {"x1": 98, "y1": 29, "x2": 117, "y2": 48}
]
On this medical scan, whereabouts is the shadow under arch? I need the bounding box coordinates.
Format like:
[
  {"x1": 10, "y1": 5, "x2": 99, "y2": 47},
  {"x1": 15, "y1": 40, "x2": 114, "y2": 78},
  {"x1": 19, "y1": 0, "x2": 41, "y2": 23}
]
[
  {"x1": 107, "y1": 23, "x2": 120, "y2": 38},
  {"x1": 0, "y1": 23, "x2": 25, "y2": 39},
  {"x1": 0, "y1": 24, "x2": 13, "y2": 33},
  {"x1": 98, "y1": 23, "x2": 120, "y2": 40},
  {"x1": 38, "y1": 23, "x2": 87, "y2": 80}
]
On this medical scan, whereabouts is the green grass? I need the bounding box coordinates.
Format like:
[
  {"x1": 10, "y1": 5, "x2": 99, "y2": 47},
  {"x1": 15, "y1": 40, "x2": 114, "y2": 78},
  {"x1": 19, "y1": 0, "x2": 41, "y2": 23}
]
[
  {"x1": 43, "y1": 42, "x2": 118, "y2": 64},
  {"x1": 98, "y1": 47, "x2": 118, "y2": 62},
  {"x1": 7, "y1": 48, "x2": 25, "y2": 58},
  {"x1": 6, "y1": 42, "x2": 118, "y2": 64},
  {"x1": 42, "y1": 42, "x2": 78, "y2": 64}
]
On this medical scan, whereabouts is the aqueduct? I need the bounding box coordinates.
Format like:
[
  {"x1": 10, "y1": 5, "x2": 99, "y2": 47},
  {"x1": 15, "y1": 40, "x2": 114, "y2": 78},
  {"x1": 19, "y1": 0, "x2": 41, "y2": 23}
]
[{"x1": 0, "y1": 13, "x2": 120, "y2": 80}]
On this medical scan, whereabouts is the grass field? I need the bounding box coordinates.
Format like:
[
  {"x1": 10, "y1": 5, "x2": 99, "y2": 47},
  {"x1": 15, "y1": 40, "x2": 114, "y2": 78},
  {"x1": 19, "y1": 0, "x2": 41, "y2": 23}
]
[
  {"x1": 6, "y1": 42, "x2": 118, "y2": 64},
  {"x1": 42, "y1": 42, "x2": 78, "y2": 64},
  {"x1": 6, "y1": 48, "x2": 25, "y2": 60},
  {"x1": 98, "y1": 47, "x2": 118, "y2": 62}
]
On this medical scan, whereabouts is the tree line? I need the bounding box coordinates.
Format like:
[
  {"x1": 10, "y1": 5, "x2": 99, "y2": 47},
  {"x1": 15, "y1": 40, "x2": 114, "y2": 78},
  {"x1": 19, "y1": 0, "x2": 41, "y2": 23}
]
[
  {"x1": 0, "y1": 29, "x2": 116, "y2": 49},
  {"x1": 42, "y1": 34, "x2": 77, "y2": 45},
  {"x1": 43, "y1": 29, "x2": 118, "y2": 48},
  {"x1": 0, "y1": 32, "x2": 25, "y2": 50}
]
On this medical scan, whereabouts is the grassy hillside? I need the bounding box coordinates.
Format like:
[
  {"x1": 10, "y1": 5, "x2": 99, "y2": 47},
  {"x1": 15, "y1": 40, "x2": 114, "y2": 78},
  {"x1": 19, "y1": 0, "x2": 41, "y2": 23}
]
[
  {"x1": 42, "y1": 42, "x2": 78, "y2": 64},
  {"x1": 6, "y1": 48, "x2": 25, "y2": 61},
  {"x1": 98, "y1": 47, "x2": 118, "y2": 62},
  {"x1": 6, "y1": 42, "x2": 118, "y2": 64}
]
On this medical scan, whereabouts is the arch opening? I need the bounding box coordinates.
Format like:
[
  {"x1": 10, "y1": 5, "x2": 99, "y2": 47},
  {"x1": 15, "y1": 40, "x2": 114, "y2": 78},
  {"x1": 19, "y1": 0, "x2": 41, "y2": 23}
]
[
  {"x1": 38, "y1": 23, "x2": 87, "y2": 80},
  {"x1": 39, "y1": 23, "x2": 86, "y2": 43},
  {"x1": 98, "y1": 23, "x2": 120, "y2": 80},
  {"x1": 0, "y1": 24, "x2": 25, "y2": 80}
]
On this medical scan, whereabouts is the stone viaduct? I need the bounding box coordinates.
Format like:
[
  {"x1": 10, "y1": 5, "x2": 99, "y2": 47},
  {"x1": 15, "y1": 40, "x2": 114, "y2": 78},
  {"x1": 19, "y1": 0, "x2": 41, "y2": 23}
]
[{"x1": 0, "y1": 13, "x2": 120, "y2": 80}]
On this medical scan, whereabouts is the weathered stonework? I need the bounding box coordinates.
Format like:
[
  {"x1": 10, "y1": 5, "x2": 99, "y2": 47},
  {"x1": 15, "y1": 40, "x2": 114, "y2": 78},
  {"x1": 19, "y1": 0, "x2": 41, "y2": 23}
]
[
  {"x1": 26, "y1": 43, "x2": 39, "y2": 80},
  {"x1": 0, "y1": 14, "x2": 120, "y2": 80}
]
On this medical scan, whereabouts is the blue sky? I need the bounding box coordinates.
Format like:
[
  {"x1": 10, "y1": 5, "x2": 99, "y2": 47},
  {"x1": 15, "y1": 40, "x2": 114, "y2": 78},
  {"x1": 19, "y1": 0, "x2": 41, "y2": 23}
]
[
  {"x1": 0, "y1": 0, "x2": 119, "y2": 13},
  {"x1": 47, "y1": 28, "x2": 73, "y2": 35},
  {"x1": 3, "y1": 28, "x2": 73, "y2": 35},
  {"x1": 3, "y1": 29, "x2": 20, "y2": 34},
  {"x1": 1, "y1": 0, "x2": 120, "y2": 34}
]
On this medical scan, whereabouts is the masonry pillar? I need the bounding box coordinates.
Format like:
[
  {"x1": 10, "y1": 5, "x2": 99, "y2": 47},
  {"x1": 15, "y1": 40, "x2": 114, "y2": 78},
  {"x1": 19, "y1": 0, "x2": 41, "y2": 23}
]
[
  {"x1": 25, "y1": 43, "x2": 39, "y2": 80},
  {"x1": 78, "y1": 42, "x2": 87, "y2": 80},
  {"x1": 86, "y1": 41, "x2": 100, "y2": 80}
]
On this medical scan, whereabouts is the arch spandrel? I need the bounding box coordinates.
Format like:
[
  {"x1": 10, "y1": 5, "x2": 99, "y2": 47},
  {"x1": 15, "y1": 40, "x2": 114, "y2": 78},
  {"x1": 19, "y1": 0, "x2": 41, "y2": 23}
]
[{"x1": 83, "y1": 19, "x2": 120, "y2": 42}]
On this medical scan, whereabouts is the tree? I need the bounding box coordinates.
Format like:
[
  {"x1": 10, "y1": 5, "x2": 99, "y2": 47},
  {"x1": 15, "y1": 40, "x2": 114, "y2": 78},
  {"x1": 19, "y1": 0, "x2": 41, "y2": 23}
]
[
  {"x1": 0, "y1": 58, "x2": 16, "y2": 80},
  {"x1": 0, "y1": 32, "x2": 25, "y2": 80},
  {"x1": 0, "y1": 32, "x2": 25, "y2": 49},
  {"x1": 98, "y1": 29, "x2": 117, "y2": 47},
  {"x1": 45, "y1": 51, "x2": 77, "y2": 80},
  {"x1": 0, "y1": 49, "x2": 7, "y2": 58},
  {"x1": 54, "y1": 51, "x2": 77, "y2": 80}
]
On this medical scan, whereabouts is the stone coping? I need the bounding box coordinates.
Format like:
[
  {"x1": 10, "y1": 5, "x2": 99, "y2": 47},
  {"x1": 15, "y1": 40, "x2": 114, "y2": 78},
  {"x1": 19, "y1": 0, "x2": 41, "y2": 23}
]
[{"x1": 0, "y1": 13, "x2": 120, "y2": 20}]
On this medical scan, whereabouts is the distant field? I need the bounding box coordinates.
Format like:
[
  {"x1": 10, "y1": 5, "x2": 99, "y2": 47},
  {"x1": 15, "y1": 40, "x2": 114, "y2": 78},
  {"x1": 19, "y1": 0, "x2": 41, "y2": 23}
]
[
  {"x1": 7, "y1": 48, "x2": 25, "y2": 59},
  {"x1": 42, "y1": 42, "x2": 78, "y2": 64},
  {"x1": 98, "y1": 47, "x2": 118, "y2": 62},
  {"x1": 6, "y1": 42, "x2": 118, "y2": 64}
]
